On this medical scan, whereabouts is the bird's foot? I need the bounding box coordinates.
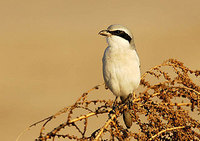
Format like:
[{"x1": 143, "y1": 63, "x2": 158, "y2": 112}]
[
  {"x1": 112, "y1": 96, "x2": 119, "y2": 111},
  {"x1": 125, "y1": 94, "x2": 133, "y2": 109}
]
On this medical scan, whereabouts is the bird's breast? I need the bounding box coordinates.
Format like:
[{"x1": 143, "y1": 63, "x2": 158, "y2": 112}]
[{"x1": 102, "y1": 46, "x2": 140, "y2": 97}]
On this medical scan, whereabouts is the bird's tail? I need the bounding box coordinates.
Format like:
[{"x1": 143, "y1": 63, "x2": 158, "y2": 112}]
[{"x1": 120, "y1": 96, "x2": 132, "y2": 129}]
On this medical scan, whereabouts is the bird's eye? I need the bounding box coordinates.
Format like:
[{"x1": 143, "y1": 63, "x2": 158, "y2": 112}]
[{"x1": 115, "y1": 30, "x2": 121, "y2": 34}]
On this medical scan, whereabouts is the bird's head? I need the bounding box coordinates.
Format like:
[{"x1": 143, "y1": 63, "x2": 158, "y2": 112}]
[{"x1": 99, "y1": 24, "x2": 134, "y2": 48}]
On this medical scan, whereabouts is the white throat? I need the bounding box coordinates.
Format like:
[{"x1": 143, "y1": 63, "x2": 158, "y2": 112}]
[{"x1": 106, "y1": 36, "x2": 130, "y2": 49}]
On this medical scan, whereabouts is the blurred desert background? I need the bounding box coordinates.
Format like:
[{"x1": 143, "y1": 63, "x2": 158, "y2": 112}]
[{"x1": 0, "y1": 0, "x2": 200, "y2": 140}]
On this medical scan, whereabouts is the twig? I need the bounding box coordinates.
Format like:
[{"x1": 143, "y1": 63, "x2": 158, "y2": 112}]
[
  {"x1": 69, "y1": 112, "x2": 99, "y2": 124},
  {"x1": 94, "y1": 114, "x2": 116, "y2": 140},
  {"x1": 16, "y1": 127, "x2": 30, "y2": 141},
  {"x1": 149, "y1": 126, "x2": 186, "y2": 140},
  {"x1": 16, "y1": 116, "x2": 53, "y2": 141}
]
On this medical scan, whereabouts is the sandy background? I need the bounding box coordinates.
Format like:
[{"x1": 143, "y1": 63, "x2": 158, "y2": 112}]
[{"x1": 0, "y1": 0, "x2": 200, "y2": 140}]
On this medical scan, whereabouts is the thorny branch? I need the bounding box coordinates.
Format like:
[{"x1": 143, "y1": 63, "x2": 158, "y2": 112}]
[{"x1": 17, "y1": 59, "x2": 200, "y2": 141}]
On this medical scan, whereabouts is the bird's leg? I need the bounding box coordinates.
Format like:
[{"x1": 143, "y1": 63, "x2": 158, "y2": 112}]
[
  {"x1": 112, "y1": 96, "x2": 119, "y2": 111},
  {"x1": 125, "y1": 94, "x2": 133, "y2": 109},
  {"x1": 109, "y1": 96, "x2": 119, "y2": 118}
]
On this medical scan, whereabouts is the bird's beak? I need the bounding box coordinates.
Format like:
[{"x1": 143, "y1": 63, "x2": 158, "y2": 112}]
[{"x1": 98, "y1": 30, "x2": 111, "y2": 36}]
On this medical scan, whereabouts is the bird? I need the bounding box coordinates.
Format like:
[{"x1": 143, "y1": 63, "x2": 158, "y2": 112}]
[{"x1": 99, "y1": 24, "x2": 141, "y2": 128}]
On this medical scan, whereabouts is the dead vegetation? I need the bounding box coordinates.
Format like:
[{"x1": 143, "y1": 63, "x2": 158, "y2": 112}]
[{"x1": 20, "y1": 59, "x2": 200, "y2": 141}]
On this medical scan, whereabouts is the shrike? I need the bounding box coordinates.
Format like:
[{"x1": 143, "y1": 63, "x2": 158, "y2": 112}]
[{"x1": 99, "y1": 24, "x2": 141, "y2": 128}]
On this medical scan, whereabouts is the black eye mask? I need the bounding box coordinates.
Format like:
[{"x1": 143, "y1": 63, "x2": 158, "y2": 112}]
[{"x1": 108, "y1": 30, "x2": 132, "y2": 43}]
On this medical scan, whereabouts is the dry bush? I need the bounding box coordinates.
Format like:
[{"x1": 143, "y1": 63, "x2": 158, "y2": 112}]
[{"x1": 22, "y1": 59, "x2": 200, "y2": 141}]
